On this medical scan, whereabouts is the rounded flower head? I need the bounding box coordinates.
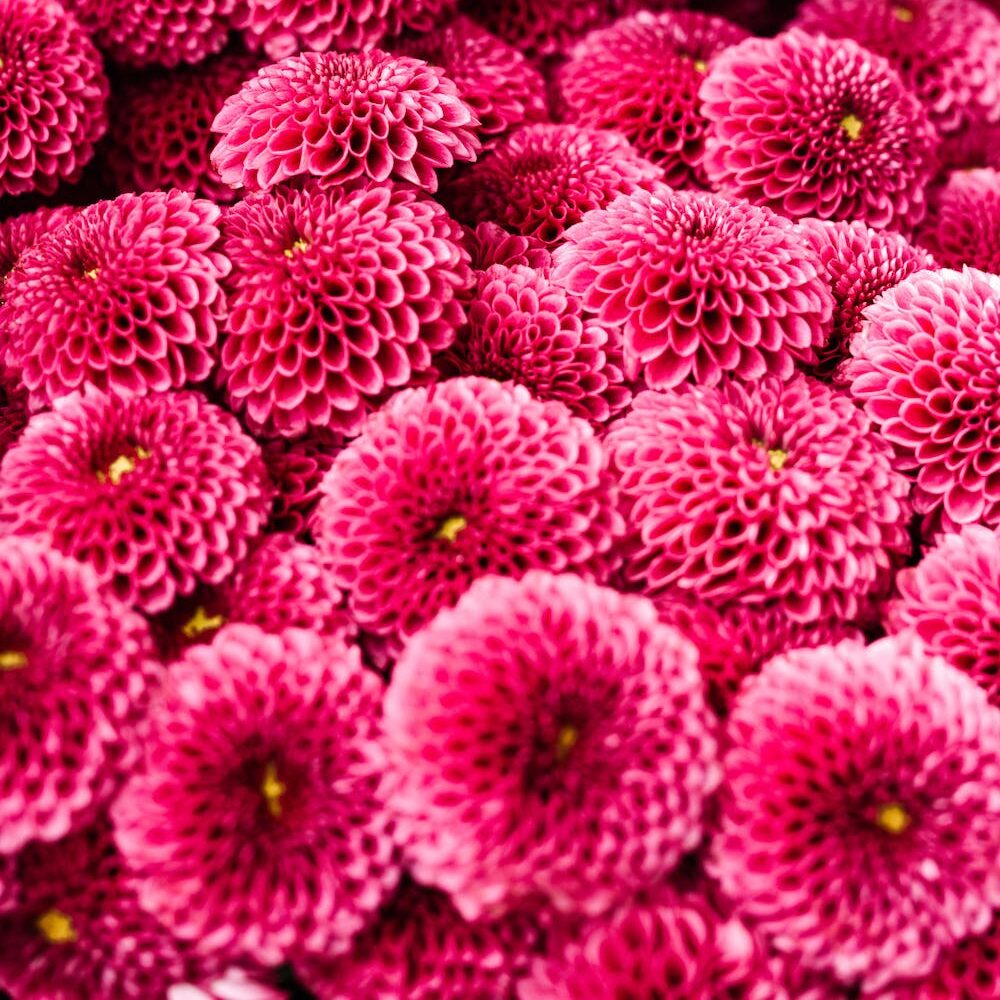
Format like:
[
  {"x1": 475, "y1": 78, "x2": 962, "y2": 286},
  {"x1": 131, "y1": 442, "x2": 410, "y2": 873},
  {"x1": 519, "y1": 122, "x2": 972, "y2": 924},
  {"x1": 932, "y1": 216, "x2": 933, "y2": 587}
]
[
  {"x1": 0, "y1": 537, "x2": 157, "y2": 853},
  {"x1": 211, "y1": 50, "x2": 479, "y2": 193},
  {"x1": 113, "y1": 625, "x2": 398, "y2": 965},
  {"x1": 797, "y1": 218, "x2": 936, "y2": 378},
  {"x1": 0, "y1": 0, "x2": 108, "y2": 198},
  {"x1": 0, "y1": 390, "x2": 271, "y2": 614},
  {"x1": 0, "y1": 822, "x2": 219, "y2": 1000},
  {"x1": 442, "y1": 264, "x2": 631, "y2": 424},
  {"x1": 607, "y1": 375, "x2": 912, "y2": 621},
  {"x1": 552, "y1": 186, "x2": 833, "y2": 389},
  {"x1": 558, "y1": 10, "x2": 749, "y2": 189},
  {"x1": 384, "y1": 571, "x2": 718, "y2": 919},
  {"x1": 845, "y1": 267, "x2": 1000, "y2": 534},
  {"x1": 0, "y1": 205, "x2": 76, "y2": 295},
  {"x1": 2, "y1": 191, "x2": 228, "y2": 408},
  {"x1": 313, "y1": 376, "x2": 623, "y2": 644},
  {"x1": 261, "y1": 429, "x2": 345, "y2": 538},
  {"x1": 463, "y1": 221, "x2": 552, "y2": 272},
  {"x1": 709, "y1": 633, "x2": 1000, "y2": 992},
  {"x1": 700, "y1": 29, "x2": 939, "y2": 231},
  {"x1": 448, "y1": 123, "x2": 659, "y2": 246},
  {"x1": 917, "y1": 168, "x2": 1000, "y2": 274}
]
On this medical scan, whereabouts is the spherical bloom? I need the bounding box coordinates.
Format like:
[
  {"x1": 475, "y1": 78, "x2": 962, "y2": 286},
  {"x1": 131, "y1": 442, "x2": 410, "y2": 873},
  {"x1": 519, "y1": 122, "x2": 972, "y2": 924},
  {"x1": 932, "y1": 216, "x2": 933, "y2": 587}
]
[
  {"x1": 394, "y1": 17, "x2": 547, "y2": 148},
  {"x1": 463, "y1": 221, "x2": 552, "y2": 272},
  {"x1": 709, "y1": 633, "x2": 1000, "y2": 992},
  {"x1": 607, "y1": 375, "x2": 912, "y2": 621},
  {"x1": 2, "y1": 191, "x2": 228, "y2": 408},
  {"x1": 797, "y1": 218, "x2": 936, "y2": 378},
  {"x1": 0, "y1": 823, "x2": 220, "y2": 1000},
  {"x1": 220, "y1": 180, "x2": 470, "y2": 437},
  {"x1": 845, "y1": 267, "x2": 1000, "y2": 534},
  {"x1": 261, "y1": 429, "x2": 345, "y2": 538},
  {"x1": 0, "y1": 206, "x2": 76, "y2": 294},
  {"x1": 552, "y1": 186, "x2": 833, "y2": 389},
  {"x1": 313, "y1": 376, "x2": 623, "y2": 643},
  {"x1": 298, "y1": 880, "x2": 537, "y2": 1000},
  {"x1": 558, "y1": 10, "x2": 749, "y2": 189},
  {"x1": 917, "y1": 168, "x2": 1000, "y2": 274},
  {"x1": 441, "y1": 264, "x2": 631, "y2": 424},
  {"x1": 448, "y1": 123, "x2": 659, "y2": 246},
  {"x1": 384, "y1": 571, "x2": 717, "y2": 919},
  {"x1": 0, "y1": 537, "x2": 156, "y2": 853},
  {"x1": 700, "y1": 29, "x2": 938, "y2": 230},
  {"x1": 0, "y1": 390, "x2": 271, "y2": 614},
  {"x1": 113, "y1": 625, "x2": 398, "y2": 965},
  {"x1": 0, "y1": 374, "x2": 28, "y2": 459},
  {"x1": 0, "y1": 0, "x2": 108, "y2": 198},
  {"x1": 211, "y1": 50, "x2": 479, "y2": 193},
  {"x1": 106, "y1": 53, "x2": 262, "y2": 203}
]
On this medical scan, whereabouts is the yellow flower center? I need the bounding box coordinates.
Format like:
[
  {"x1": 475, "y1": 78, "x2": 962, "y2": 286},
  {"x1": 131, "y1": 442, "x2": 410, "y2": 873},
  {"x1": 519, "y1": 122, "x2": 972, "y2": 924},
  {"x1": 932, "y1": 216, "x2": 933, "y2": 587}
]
[
  {"x1": 751, "y1": 440, "x2": 788, "y2": 471},
  {"x1": 0, "y1": 650, "x2": 27, "y2": 671},
  {"x1": 876, "y1": 802, "x2": 911, "y2": 835},
  {"x1": 892, "y1": 5, "x2": 914, "y2": 22},
  {"x1": 82, "y1": 267, "x2": 99, "y2": 280},
  {"x1": 555, "y1": 724, "x2": 579, "y2": 763},
  {"x1": 434, "y1": 515, "x2": 467, "y2": 543},
  {"x1": 97, "y1": 447, "x2": 150, "y2": 486},
  {"x1": 693, "y1": 58, "x2": 708, "y2": 73},
  {"x1": 37, "y1": 909, "x2": 76, "y2": 944},
  {"x1": 180, "y1": 606, "x2": 226, "y2": 640},
  {"x1": 283, "y1": 238, "x2": 310, "y2": 258},
  {"x1": 840, "y1": 114, "x2": 864, "y2": 141},
  {"x1": 261, "y1": 761, "x2": 286, "y2": 819}
]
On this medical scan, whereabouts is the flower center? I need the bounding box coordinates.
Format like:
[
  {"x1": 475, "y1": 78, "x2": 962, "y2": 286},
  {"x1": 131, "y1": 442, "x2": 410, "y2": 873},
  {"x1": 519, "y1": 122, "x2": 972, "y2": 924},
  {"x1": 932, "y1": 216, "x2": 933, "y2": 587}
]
[
  {"x1": 840, "y1": 114, "x2": 864, "y2": 141},
  {"x1": 875, "y1": 802, "x2": 911, "y2": 835},
  {"x1": 36, "y1": 909, "x2": 76, "y2": 944},
  {"x1": 434, "y1": 514, "x2": 467, "y2": 543},
  {"x1": 751, "y1": 439, "x2": 788, "y2": 471},
  {"x1": 0, "y1": 650, "x2": 26, "y2": 671},
  {"x1": 97, "y1": 446, "x2": 150, "y2": 486},
  {"x1": 180, "y1": 606, "x2": 226, "y2": 640},
  {"x1": 283, "y1": 238, "x2": 309, "y2": 258},
  {"x1": 554, "y1": 724, "x2": 579, "y2": 763},
  {"x1": 692, "y1": 58, "x2": 708, "y2": 73},
  {"x1": 260, "y1": 761, "x2": 286, "y2": 819},
  {"x1": 892, "y1": 5, "x2": 914, "y2": 22}
]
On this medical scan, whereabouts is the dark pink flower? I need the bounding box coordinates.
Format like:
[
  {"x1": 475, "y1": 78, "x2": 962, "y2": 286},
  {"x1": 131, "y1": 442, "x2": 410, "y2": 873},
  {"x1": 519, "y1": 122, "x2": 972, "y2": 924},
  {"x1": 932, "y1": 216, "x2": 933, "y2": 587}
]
[
  {"x1": 0, "y1": 206, "x2": 76, "y2": 295},
  {"x1": 113, "y1": 625, "x2": 398, "y2": 965},
  {"x1": 1, "y1": 191, "x2": 228, "y2": 408},
  {"x1": 710, "y1": 632, "x2": 1000, "y2": 992},
  {"x1": 0, "y1": 0, "x2": 108, "y2": 198},
  {"x1": 0, "y1": 390, "x2": 271, "y2": 614},
  {"x1": 845, "y1": 267, "x2": 1000, "y2": 534},
  {"x1": 607, "y1": 375, "x2": 912, "y2": 621},
  {"x1": 211, "y1": 50, "x2": 479, "y2": 193},
  {"x1": 700, "y1": 29, "x2": 938, "y2": 231},
  {"x1": 462, "y1": 221, "x2": 552, "y2": 272},
  {"x1": 0, "y1": 374, "x2": 28, "y2": 459},
  {"x1": 313, "y1": 376, "x2": 623, "y2": 645},
  {"x1": 917, "y1": 168, "x2": 1000, "y2": 274},
  {"x1": 261, "y1": 430, "x2": 345, "y2": 538},
  {"x1": 448, "y1": 123, "x2": 659, "y2": 246},
  {"x1": 939, "y1": 121, "x2": 1000, "y2": 172},
  {"x1": 220, "y1": 180, "x2": 470, "y2": 437},
  {"x1": 551, "y1": 186, "x2": 833, "y2": 389}
]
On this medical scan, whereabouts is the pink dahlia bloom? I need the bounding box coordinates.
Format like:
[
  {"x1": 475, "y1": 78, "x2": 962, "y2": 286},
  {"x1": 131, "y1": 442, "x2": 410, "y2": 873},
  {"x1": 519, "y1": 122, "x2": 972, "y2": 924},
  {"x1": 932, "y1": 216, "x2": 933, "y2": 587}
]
[
  {"x1": 313, "y1": 376, "x2": 623, "y2": 643},
  {"x1": 939, "y1": 121, "x2": 1000, "y2": 172},
  {"x1": 0, "y1": 537, "x2": 156, "y2": 853},
  {"x1": 383, "y1": 571, "x2": 718, "y2": 919},
  {"x1": 0, "y1": 822, "x2": 220, "y2": 1000},
  {"x1": 845, "y1": 267, "x2": 1000, "y2": 534},
  {"x1": 261, "y1": 430, "x2": 345, "y2": 538},
  {"x1": 0, "y1": 390, "x2": 271, "y2": 614},
  {"x1": 558, "y1": 10, "x2": 749, "y2": 189},
  {"x1": 2, "y1": 191, "x2": 228, "y2": 408},
  {"x1": 220, "y1": 180, "x2": 470, "y2": 437},
  {"x1": 211, "y1": 50, "x2": 479, "y2": 193},
  {"x1": 551, "y1": 186, "x2": 833, "y2": 389},
  {"x1": 113, "y1": 625, "x2": 397, "y2": 964},
  {"x1": 448, "y1": 123, "x2": 659, "y2": 247},
  {"x1": 607, "y1": 375, "x2": 911, "y2": 621},
  {"x1": 918, "y1": 168, "x2": 1000, "y2": 274},
  {"x1": 462, "y1": 221, "x2": 552, "y2": 272},
  {"x1": 710, "y1": 632, "x2": 1000, "y2": 992},
  {"x1": 442, "y1": 264, "x2": 631, "y2": 424},
  {"x1": 107, "y1": 53, "x2": 262, "y2": 203},
  {"x1": 0, "y1": 0, "x2": 107, "y2": 198},
  {"x1": 797, "y1": 218, "x2": 936, "y2": 379},
  {"x1": 700, "y1": 29, "x2": 939, "y2": 231},
  {"x1": 298, "y1": 880, "x2": 537, "y2": 999},
  {"x1": 0, "y1": 206, "x2": 76, "y2": 295}
]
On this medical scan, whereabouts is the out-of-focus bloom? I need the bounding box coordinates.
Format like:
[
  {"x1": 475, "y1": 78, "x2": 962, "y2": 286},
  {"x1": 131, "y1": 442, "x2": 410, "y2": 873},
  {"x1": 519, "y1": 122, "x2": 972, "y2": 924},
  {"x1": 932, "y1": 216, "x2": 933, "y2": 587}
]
[
  {"x1": 917, "y1": 168, "x2": 1000, "y2": 274},
  {"x1": 261, "y1": 430, "x2": 345, "y2": 538},
  {"x1": 462, "y1": 221, "x2": 552, "y2": 272}
]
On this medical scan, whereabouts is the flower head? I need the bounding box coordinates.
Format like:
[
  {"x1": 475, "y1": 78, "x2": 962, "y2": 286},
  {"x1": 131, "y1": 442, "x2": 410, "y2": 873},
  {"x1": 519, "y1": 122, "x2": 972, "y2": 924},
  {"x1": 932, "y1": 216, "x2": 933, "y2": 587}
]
[
  {"x1": 261, "y1": 429, "x2": 345, "y2": 538},
  {"x1": 917, "y1": 168, "x2": 1000, "y2": 274},
  {"x1": 462, "y1": 221, "x2": 552, "y2": 272},
  {"x1": 0, "y1": 206, "x2": 77, "y2": 295}
]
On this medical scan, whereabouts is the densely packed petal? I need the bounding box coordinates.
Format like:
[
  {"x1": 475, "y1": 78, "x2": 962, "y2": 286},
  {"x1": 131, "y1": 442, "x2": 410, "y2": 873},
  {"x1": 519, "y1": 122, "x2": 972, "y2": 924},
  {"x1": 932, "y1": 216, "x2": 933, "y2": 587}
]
[
  {"x1": 917, "y1": 168, "x2": 1000, "y2": 274},
  {"x1": 0, "y1": 206, "x2": 76, "y2": 296},
  {"x1": 261, "y1": 430, "x2": 346, "y2": 538},
  {"x1": 462, "y1": 221, "x2": 552, "y2": 273}
]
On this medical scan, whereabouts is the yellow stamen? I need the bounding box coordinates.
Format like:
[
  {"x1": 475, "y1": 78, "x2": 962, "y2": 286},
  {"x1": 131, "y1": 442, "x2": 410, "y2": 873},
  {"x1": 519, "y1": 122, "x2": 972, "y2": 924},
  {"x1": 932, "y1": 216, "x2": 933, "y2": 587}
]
[
  {"x1": 876, "y1": 802, "x2": 911, "y2": 836},
  {"x1": 261, "y1": 761, "x2": 286, "y2": 819},
  {"x1": 0, "y1": 650, "x2": 27, "y2": 671},
  {"x1": 180, "y1": 606, "x2": 226, "y2": 640},
  {"x1": 892, "y1": 5, "x2": 914, "y2": 22},
  {"x1": 751, "y1": 439, "x2": 788, "y2": 471},
  {"x1": 97, "y1": 446, "x2": 150, "y2": 486},
  {"x1": 37, "y1": 909, "x2": 76, "y2": 944},
  {"x1": 840, "y1": 114, "x2": 864, "y2": 141},
  {"x1": 283, "y1": 238, "x2": 309, "y2": 258},
  {"x1": 555, "y1": 724, "x2": 579, "y2": 763},
  {"x1": 82, "y1": 267, "x2": 99, "y2": 280},
  {"x1": 434, "y1": 515, "x2": 467, "y2": 543},
  {"x1": 693, "y1": 58, "x2": 708, "y2": 73}
]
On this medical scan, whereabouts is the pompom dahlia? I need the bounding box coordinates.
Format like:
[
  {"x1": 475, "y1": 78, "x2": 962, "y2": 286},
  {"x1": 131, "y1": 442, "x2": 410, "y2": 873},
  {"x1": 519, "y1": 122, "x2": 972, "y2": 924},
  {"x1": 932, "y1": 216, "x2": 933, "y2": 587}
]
[
  {"x1": 709, "y1": 633, "x2": 1000, "y2": 992},
  {"x1": 0, "y1": 206, "x2": 76, "y2": 295},
  {"x1": 462, "y1": 221, "x2": 552, "y2": 273},
  {"x1": 607, "y1": 375, "x2": 912, "y2": 621},
  {"x1": 700, "y1": 29, "x2": 938, "y2": 231},
  {"x1": 0, "y1": 0, "x2": 108, "y2": 198},
  {"x1": 442, "y1": 264, "x2": 630, "y2": 424},
  {"x1": 211, "y1": 50, "x2": 479, "y2": 193},
  {"x1": 917, "y1": 168, "x2": 1000, "y2": 274},
  {"x1": 845, "y1": 267, "x2": 1000, "y2": 533},
  {"x1": 448, "y1": 123, "x2": 659, "y2": 246},
  {"x1": 383, "y1": 571, "x2": 718, "y2": 919},
  {"x1": 220, "y1": 180, "x2": 470, "y2": 437},
  {"x1": 551, "y1": 186, "x2": 833, "y2": 389},
  {"x1": 313, "y1": 376, "x2": 622, "y2": 643},
  {"x1": 1, "y1": 191, "x2": 228, "y2": 408},
  {"x1": 0, "y1": 537, "x2": 156, "y2": 853},
  {"x1": 0, "y1": 390, "x2": 270, "y2": 614},
  {"x1": 558, "y1": 10, "x2": 749, "y2": 189},
  {"x1": 261, "y1": 429, "x2": 345, "y2": 538},
  {"x1": 113, "y1": 625, "x2": 398, "y2": 965}
]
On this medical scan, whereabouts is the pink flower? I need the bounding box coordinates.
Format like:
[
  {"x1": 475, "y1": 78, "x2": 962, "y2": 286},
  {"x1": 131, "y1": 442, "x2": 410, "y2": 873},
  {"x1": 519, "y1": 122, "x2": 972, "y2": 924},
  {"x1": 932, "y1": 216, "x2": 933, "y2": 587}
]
[
  {"x1": 261, "y1": 430, "x2": 345, "y2": 538},
  {"x1": 0, "y1": 374, "x2": 28, "y2": 459},
  {"x1": 917, "y1": 168, "x2": 1000, "y2": 274},
  {"x1": 0, "y1": 206, "x2": 77, "y2": 295},
  {"x1": 462, "y1": 221, "x2": 552, "y2": 273}
]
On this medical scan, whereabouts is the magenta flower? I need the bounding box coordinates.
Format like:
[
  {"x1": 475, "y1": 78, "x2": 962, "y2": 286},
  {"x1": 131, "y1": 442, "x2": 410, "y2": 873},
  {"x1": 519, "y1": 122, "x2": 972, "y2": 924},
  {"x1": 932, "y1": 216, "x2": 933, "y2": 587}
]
[
  {"x1": 939, "y1": 121, "x2": 1000, "y2": 172},
  {"x1": 0, "y1": 374, "x2": 28, "y2": 459},
  {"x1": 0, "y1": 206, "x2": 77, "y2": 294},
  {"x1": 700, "y1": 29, "x2": 938, "y2": 231},
  {"x1": 0, "y1": 390, "x2": 271, "y2": 614},
  {"x1": 463, "y1": 221, "x2": 552, "y2": 273},
  {"x1": 917, "y1": 168, "x2": 1000, "y2": 274},
  {"x1": 552, "y1": 186, "x2": 833, "y2": 389},
  {"x1": 211, "y1": 50, "x2": 479, "y2": 193},
  {"x1": 261, "y1": 429, "x2": 345, "y2": 538},
  {"x1": 220, "y1": 180, "x2": 470, "y2": 437},
  {"x1": 113, "y1": 625, "x2": 398, "y2": 965}
]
